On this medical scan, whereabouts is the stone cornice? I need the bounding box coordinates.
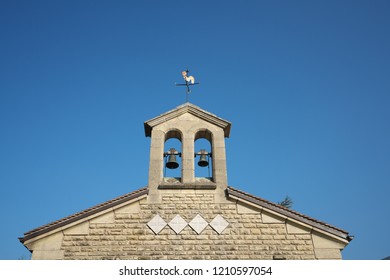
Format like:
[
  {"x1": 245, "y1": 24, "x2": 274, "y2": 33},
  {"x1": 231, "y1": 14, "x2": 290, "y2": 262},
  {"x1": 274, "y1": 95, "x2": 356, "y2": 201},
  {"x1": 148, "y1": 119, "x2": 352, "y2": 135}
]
[{"x1": 144, "y1": 103, "x2": 231, "y2": 137}]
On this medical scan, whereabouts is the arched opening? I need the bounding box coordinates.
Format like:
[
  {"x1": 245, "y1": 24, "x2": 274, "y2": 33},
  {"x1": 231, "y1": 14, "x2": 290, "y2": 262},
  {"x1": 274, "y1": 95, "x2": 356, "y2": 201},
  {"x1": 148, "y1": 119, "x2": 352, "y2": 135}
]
[
  {"x1": 194, "y1": 129, "x2": 213, "y2": 180},
  {"x1": 164, "y1": 130, "x2": 182, "y2": 180}
]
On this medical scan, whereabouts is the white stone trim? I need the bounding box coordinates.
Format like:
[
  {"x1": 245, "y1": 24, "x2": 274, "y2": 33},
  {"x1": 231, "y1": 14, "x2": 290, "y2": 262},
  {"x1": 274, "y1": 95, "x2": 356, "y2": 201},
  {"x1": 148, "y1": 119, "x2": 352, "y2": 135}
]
[
  {"x1": 147, "y1": 214, "x2": 167, "y2": 234},
  {"x1": 209, "y1": 214, "x2": 229, "y2": 234},
  {"x1": 188, "y1": 214, "x2": 209, "y2": 234},
  {"x1": 168, "y1": 215, "x2": 188, "y2": 234}
]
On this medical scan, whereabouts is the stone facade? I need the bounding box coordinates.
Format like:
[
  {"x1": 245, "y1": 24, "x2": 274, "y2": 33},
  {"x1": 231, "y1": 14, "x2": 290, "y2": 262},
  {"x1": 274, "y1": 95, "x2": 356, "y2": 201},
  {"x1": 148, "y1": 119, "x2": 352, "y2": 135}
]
[
  {"x1": 20, "y1": 103, "x2": 351, "y2": 259},
  {"x1": 22, "y1": 189, "x2": 347, "y2": 260}
]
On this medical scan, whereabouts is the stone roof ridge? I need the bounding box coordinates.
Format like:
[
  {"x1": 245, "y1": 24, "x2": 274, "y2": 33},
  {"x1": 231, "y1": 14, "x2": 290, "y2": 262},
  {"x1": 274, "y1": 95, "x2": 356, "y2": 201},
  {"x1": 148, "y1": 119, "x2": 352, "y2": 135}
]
[
  {"x1": 19, "y1": 187, "x2": 148, "y2": 243},
  {"x1": 144, "y1": 102, "x2": 231, "y2": 137},
  {"x1": 160, "y1": 102, "x2": 218, "y2": 118},
  {"x1": 227, "y1": 186, "x2": 352, "y2": 241},
  {"x1": 178, "y1": 102, "x2": 218, "y2": 117}
]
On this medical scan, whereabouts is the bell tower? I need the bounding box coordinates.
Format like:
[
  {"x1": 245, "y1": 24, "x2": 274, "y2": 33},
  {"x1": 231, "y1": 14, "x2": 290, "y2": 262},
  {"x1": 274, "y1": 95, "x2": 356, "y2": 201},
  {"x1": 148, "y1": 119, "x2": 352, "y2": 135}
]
[{"x1": 144, "y1": 103, "x2": 231, "y2": 202}]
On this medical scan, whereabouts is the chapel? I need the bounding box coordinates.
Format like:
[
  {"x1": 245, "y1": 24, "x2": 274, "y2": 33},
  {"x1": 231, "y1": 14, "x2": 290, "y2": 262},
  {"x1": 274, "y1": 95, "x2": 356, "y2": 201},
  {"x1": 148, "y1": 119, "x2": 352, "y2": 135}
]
[{"x1": 19, "y1": 102, "x2": 352, "y2": 260}]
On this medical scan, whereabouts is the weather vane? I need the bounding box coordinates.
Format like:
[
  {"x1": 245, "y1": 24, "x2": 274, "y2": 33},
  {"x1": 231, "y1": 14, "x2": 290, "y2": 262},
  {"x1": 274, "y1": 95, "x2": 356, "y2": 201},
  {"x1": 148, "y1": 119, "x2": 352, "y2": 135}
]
[{"x1": 175, "y1": 69, "x2": 199, "y2": 102}]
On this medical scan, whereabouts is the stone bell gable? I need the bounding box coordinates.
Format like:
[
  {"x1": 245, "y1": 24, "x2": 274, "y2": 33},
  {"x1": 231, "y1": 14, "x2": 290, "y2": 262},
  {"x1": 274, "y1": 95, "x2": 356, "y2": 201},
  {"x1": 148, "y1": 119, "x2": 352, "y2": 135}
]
[
  {"x1": 19, "y1": 103, "x2": 352, "y2": 260},
  {"x1": 144, "y1": 103, "x2": 231, "y2": 203}
]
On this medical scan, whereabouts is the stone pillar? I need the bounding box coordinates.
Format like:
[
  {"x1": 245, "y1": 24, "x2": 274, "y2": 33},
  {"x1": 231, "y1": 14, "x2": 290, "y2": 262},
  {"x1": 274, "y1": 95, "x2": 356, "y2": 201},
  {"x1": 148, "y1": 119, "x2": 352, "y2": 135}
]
[
  {"x1": 182, "y1": 133, "x2": 194, "y2": 185},
  {"x1": 147, "y1": 129, "x2": 164, "y2": 202},
  {"x1": 210, "y1": 128, "x2": 228, "y2": 202},
  {"x1": 212, "y1": 129, "x2": 228, "y2": 188}
]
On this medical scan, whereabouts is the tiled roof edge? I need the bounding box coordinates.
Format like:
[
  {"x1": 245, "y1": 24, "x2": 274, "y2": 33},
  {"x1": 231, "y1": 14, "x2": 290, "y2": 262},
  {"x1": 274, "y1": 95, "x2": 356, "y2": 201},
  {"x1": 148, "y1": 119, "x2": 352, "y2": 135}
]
[
  {"x1": 19, "y1": 187, "x2": 148, "y2": 243},
  {"x1": 227, "y1": 186, "x2": 352, "y2": 241}
]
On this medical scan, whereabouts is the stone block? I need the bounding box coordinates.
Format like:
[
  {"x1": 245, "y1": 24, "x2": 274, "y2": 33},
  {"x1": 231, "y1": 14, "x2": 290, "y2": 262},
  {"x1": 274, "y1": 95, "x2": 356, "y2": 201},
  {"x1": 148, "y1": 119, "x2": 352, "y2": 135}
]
[
  {"x1": 286, "y1": 221, "x2": 311, "y2": 234},
  {"x1": 90, "y1": 211, "x2": 115, "y2": 224},
  {"x1": 29, "y1": 231, "x2": 64, "y2": 251},
  {"x1": 314, "y1": 248, "x2": 342, "y2": 259},
  {"x1": 32, "y1": 249, "x2": 65, "y2": 260},
  {"x1": 312, "y1": 232, "x2": 345, "y2": 249},
  {"x1": 115, "y1": 201, "x2": 141, "y2": 214},
  {"x1": 64, "y1": 222, "x2": 90, "y2": 235},
  {"x1": 237, "y1": 203, "x2": 260, "y2": 214},
  {"x1": 262, "y1": 211, "x2": 285, "y2": 223}
]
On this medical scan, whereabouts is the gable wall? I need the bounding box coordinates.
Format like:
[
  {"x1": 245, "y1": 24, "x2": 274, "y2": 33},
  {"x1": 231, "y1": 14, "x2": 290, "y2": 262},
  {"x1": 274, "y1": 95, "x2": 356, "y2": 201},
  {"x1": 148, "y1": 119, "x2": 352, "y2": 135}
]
[{"x1": 27, "y1": 191, "x2": 345, "y2": 260}]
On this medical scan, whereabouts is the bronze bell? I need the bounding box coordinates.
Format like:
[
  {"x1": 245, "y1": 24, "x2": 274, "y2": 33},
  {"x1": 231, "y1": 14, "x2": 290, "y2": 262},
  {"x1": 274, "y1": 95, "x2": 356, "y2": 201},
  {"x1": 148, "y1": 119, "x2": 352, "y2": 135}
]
[
  {"x1": 165, "y1": 148, "x2": 179, "y2": 169},
  {"x1": 166, "y1": 154, "x2": 179, "y2": 169},
  {"x1": 197, "y1": 149, "x2": 209, "y2": 167}
]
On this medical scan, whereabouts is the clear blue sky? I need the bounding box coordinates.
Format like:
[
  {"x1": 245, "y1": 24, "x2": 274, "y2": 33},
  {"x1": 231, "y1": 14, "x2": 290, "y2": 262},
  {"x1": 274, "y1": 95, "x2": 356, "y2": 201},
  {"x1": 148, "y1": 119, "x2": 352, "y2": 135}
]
[{"x1": 1, "y1": 0, "x2": 389, "y2": 260}]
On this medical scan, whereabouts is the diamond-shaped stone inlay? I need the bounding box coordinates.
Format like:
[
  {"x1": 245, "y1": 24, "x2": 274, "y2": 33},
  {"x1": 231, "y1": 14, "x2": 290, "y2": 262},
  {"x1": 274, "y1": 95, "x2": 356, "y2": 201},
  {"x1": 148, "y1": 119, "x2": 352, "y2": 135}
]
[
  {"x1": 188, "y1": 214, "x2": 208, "y2": 234},
  {"x1": 168, "y1": 214, "x2": 188, "y2": 234},
  {"x1": 147, "y1": 214, "x2": 167, "y2": 234},
  {"x1": 209, "y1": 214, "x2": 229, "y2": 234}
]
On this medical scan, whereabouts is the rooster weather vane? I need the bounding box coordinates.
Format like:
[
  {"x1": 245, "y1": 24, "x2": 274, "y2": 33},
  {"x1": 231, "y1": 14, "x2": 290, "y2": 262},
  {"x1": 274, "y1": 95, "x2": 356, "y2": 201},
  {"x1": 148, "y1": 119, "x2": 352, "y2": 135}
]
[{"x1": 175, "y1": 69, "x2": 199, "y2": 102}]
